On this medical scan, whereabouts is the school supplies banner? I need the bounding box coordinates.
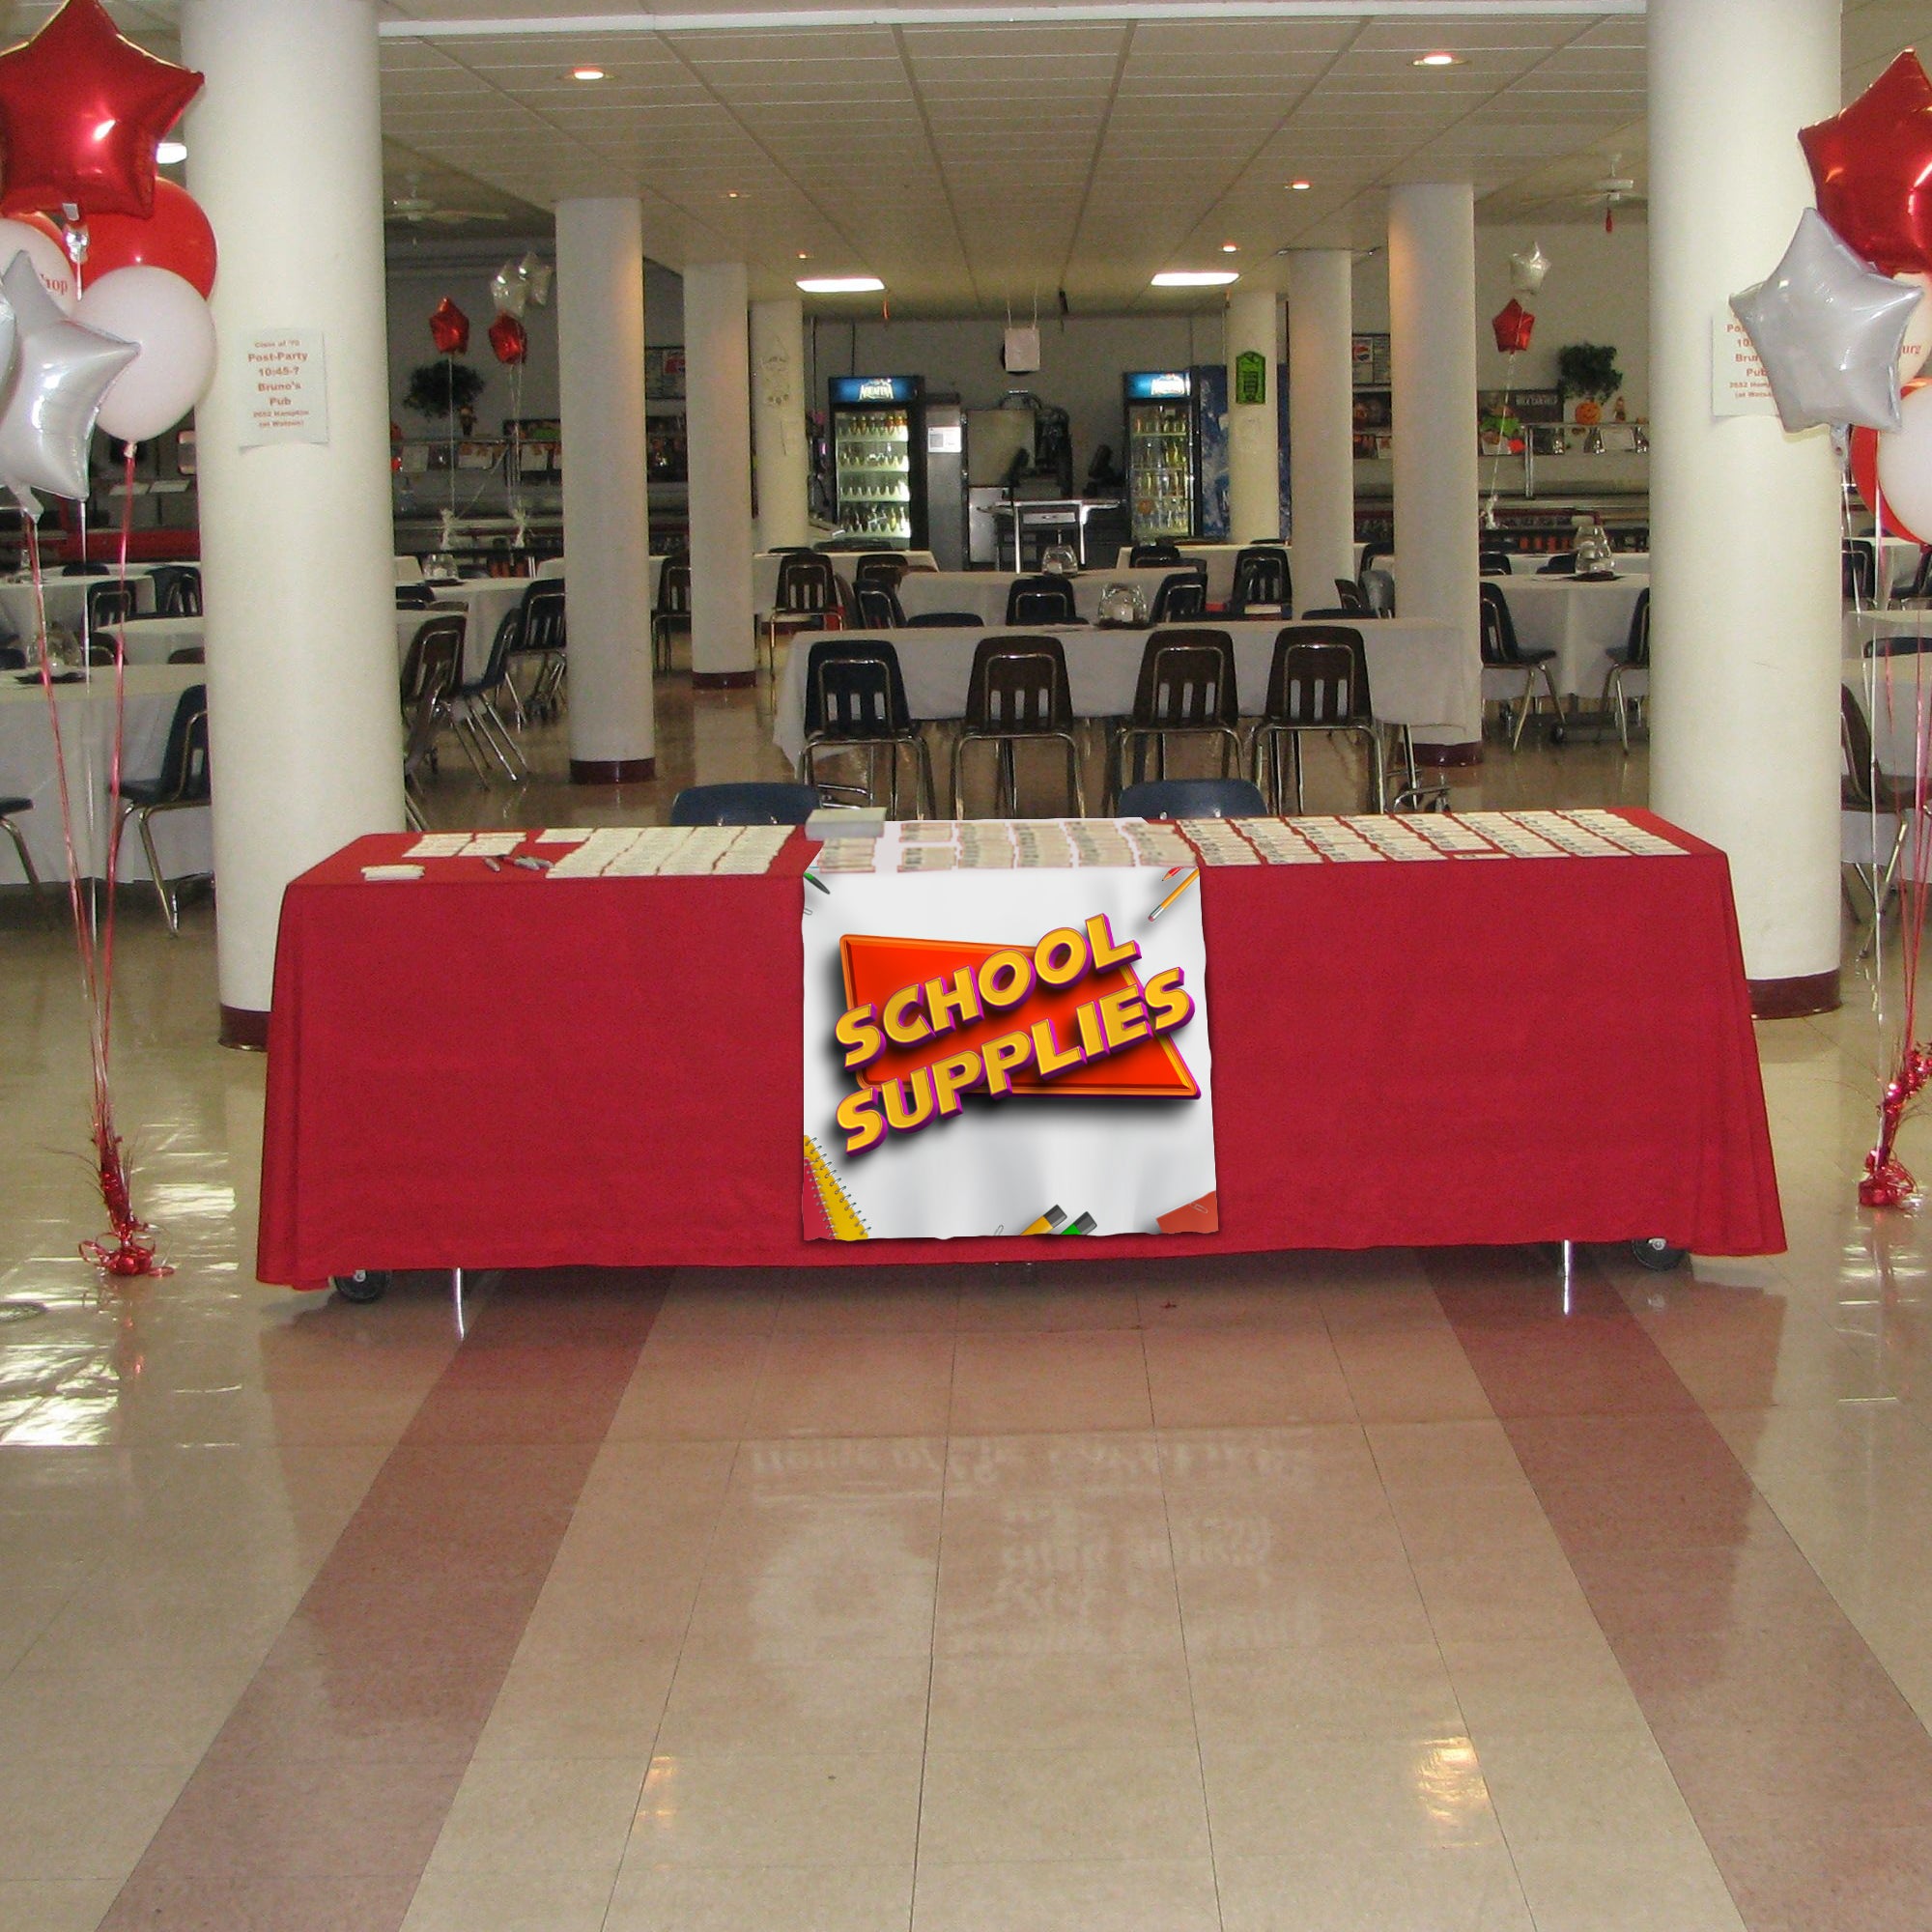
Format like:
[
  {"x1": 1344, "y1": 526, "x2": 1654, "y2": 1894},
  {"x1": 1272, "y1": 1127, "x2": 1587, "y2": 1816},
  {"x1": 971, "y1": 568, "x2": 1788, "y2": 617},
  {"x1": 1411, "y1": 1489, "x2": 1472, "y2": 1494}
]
[{"x1": 802, "y1": 860, "x2": 1216, "y2": 1241}]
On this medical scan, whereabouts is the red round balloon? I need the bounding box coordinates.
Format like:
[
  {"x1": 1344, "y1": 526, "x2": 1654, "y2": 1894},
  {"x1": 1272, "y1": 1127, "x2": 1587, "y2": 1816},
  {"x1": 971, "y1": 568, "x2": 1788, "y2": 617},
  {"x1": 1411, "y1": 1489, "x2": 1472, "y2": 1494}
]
[
  {"x1": 1492, "y1": 298, "x2": 1534, "y2": 355},
  {"x1": 429, "y1": 297, "x2": 469, "y2": 355},
  {"x1": 488, "y1": 312, "x2": 528, "y2": 366},
  {"x1": 1802, "y1": 51, "x2": 1932, "y2": 278},
  {"x1": 81, "y1": 182, "x2": 216, "y2": 297},
  {"x1": 0, "y1": 0, "x2": 202, "y2": 219}
]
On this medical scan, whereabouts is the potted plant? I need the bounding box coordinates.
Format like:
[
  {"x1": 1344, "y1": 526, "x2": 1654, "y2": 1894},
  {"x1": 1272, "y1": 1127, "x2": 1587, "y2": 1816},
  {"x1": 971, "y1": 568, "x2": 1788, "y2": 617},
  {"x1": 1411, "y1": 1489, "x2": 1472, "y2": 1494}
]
[
  {"x1": 403, "y1": 360, "x2": 486, "y2": 436},
  {"x1": 1556, "y1": 343, "x2": 1623, "y2": 427}
]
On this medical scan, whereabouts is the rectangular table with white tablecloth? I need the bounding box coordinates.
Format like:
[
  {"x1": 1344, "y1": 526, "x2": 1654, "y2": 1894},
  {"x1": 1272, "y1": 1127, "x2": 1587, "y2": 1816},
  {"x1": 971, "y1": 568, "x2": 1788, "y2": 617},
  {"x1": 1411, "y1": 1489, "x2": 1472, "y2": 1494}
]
[
  {"x1": 896, "y1": 568, "x2": 1179, "y2": 627},
  {"x1": 771, "y1": 618, "x2": 1474, "y2": 766},
  {"x1": 1111, "y1": 543, "x2": 1371, "y2": 608},
  {"x1": 0, "y1": 573, "x2": 157, "y2": 644},
  {"x1": 0, "y1": 663, "x2": 211, "y2": 885}
]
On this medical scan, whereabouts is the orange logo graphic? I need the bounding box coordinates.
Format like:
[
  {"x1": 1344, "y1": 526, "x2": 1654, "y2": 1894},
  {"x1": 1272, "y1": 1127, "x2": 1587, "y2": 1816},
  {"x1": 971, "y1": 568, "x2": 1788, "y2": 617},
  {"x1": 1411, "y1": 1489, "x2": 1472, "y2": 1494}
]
[{"x1": 831, "y1": 914, "x2": 1198, "y2": 1154}]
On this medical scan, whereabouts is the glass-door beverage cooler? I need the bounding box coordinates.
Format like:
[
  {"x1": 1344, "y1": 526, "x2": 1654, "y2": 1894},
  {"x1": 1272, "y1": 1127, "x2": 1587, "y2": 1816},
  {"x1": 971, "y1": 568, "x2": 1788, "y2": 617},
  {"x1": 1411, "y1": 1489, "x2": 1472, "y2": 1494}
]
[
  {"x1": 1123, "y1": 370, "x2": 1198, "y2": 544},
  {"x1": 829, "y1": 374, "x2": 925, "y2": 549}
]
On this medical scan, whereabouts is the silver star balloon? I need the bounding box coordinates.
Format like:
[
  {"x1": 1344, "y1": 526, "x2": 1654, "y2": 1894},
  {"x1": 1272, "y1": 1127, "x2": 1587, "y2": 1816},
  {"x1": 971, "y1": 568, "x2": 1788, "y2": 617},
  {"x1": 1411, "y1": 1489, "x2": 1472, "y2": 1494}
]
[
  {"x1": 519, "y1": 251, "x2": 552, "y2": 306},
  {"x1": 1509, "y1": 242, "x2": 1549, "y2": 294},
  {"x1": 1730, "y1": 209, "x2": 1922, "y2": 434},
  {"x1": 0, "y1": 249, "x2": 136, "y2": 505},
  {"x1": 491, "y1": 259, "x2": 527, "y2": 319}
]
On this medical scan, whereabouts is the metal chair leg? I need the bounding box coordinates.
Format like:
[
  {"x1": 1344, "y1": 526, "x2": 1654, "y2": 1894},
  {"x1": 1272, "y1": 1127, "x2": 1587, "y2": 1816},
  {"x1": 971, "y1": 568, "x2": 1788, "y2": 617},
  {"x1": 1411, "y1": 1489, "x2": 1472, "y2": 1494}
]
[
  {"x1": 0, "y1": 812, "x2": 41, "y2": 895},
  {"x1": 1291, "y1": 731, "x2": 1305, "y2": 814},
  {"x1": 130, "y1": 805, "x2": 179, "y2": 934},
  {"x1": 1508, "y1": 671, "x2": 1534, "y2": 752}
]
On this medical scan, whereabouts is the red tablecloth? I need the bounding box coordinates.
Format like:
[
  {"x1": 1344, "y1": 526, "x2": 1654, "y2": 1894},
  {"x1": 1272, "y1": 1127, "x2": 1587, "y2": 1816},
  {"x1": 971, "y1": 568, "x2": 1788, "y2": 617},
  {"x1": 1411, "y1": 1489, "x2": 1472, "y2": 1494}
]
[{"x1": 257, "y1": 814, "x2": 1782, "y2": 1284}]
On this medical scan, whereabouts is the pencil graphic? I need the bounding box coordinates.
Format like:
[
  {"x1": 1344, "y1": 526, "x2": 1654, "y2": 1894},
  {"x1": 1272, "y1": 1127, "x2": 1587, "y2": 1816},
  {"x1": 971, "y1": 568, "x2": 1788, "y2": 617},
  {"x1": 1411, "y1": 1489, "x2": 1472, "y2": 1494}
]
[
  {"x1": 1147, "y1": 867, "x2": 1200, "y2": 922},
  {"x1": 1021, "y1": 1206, "x2": 1067, "y2": 1236},
  {"x1": 1055, "y1": 1211, "x2": 1096, "y2": 1236}
]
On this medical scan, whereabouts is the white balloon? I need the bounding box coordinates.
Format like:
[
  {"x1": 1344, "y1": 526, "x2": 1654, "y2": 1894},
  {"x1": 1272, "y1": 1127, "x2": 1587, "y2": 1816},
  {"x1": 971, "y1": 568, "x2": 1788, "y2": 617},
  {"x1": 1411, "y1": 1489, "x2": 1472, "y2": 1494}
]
[
  {"x1": 74, "y1": 268, "x2": 215, "y2": 443},
  {"x1": 0, "y1": 219, "x2": 77, "y2": 314},
  {"x1": 1876, "y1": 384, "x2": 1932, "y2": 539},
  {"x1": 1896, "y1": 271, "x2": 1932, "y2": 383}
]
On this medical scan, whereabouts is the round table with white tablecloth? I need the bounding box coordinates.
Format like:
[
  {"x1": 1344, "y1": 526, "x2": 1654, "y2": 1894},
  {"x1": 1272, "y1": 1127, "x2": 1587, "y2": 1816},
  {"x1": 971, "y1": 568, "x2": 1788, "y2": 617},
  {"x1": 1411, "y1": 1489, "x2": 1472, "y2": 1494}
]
[
  {"x1": 418, "y1": 579, "x2": 529, "y2": 680},
  {"x1": 1492, "y1": 574, "x2": 1649, "y2": 700},
  {"x1": 0, "y1": 662, "x2": 210, "y2": 885},
  {"x1": 771, "y1": 617, "x2": 1474, "y2": 767}
]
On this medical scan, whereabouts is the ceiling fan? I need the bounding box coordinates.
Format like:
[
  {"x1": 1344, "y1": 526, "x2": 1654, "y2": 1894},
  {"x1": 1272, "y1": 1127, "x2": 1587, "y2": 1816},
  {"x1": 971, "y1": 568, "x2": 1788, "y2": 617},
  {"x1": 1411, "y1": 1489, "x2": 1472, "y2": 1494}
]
[
  {"x1": 385, "y1": 179, "x2": 506, "y2": 228},
  {"x1": 1577, "y1": 156, "x2": 1645, "y2": 233}
]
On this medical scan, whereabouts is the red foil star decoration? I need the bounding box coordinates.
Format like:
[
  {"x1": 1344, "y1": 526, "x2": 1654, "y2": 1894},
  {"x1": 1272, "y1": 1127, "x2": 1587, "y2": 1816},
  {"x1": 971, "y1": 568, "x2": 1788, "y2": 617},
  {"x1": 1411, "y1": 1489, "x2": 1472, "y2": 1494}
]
[
  {"x1": 1801, "y1": 50, "x2": 1932, "y2": 278},
  {"x1": 1492, "y1": 299, "x2": 1535, "y2": 355},
  {"x1": 0, "y1": 0, "x2": 203, "y2": 220},
  {"x1": 430, "y1": 298, "x2": 470, "y2": 355}
]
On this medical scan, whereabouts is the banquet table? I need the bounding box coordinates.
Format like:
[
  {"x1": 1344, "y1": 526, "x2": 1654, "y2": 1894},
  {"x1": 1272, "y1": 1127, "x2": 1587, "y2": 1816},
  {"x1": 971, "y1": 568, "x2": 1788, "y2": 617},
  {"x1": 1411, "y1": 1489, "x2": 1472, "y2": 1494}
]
[
  {"x1": 772, "y1": 617, "x2": 1476, "y2": 766},
  {"x1": 0, "y1": 573, "x2": 157, "y2": 642},
  {"x1": 0, "y1": 663, "x2": 211, "y2": 885},
  {"x1": 1495, "y1": 575, "x2": 1650, "y2": 700},
  {"x1": 418, "y1": 579, "x2": 527, "y2": 680},
  {"x1": 897, "y1": 568, "x2": 1178, "y2": 626},
  {"x1": 639, "y1": 550, "x2": 940, "y2": 617},
  {"x1": 254, "y1": 813, "x2": 1781, "y2": 1285},
  {"x1": 1111, "y1": 543, "x2": 1371, "y2": 607}
]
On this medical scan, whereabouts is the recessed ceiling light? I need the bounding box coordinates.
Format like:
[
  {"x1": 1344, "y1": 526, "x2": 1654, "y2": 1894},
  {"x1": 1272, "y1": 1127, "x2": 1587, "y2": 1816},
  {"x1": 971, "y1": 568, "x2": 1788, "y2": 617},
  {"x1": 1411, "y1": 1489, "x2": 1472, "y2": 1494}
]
[
  {"x1": 1152, "y1": 270, "x2": 1239, "y2": 288},
  {"x1": 570, "y1": 65, "x2": 607, "y2": 81},
  {"x1": 156, "y1": 139, "x2": 186, "y2": 165},
  {"x1": 797, "y1": 251, "x2": 810, "y2": 260},
  {"x1": 797, "y1": 275, "x2": 885, "y2": 294},
  {"x1": 1288, "y1": 179, "x2": 1312, "y2": 192},
  {"x1": 1413, "y1": 51, "x2": 1462, "y2": 67},
  {"x1": 1220, "y1": 242, "x2": 1238, "y2": 253},
  {"x1": 724, "y1": 190, "x2": 741, "y2": 199}
]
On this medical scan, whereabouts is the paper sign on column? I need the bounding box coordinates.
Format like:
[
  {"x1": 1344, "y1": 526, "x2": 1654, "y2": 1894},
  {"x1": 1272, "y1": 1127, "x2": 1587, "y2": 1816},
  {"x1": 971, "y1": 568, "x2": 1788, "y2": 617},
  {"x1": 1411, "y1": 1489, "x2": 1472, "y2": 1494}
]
[
  {"x1": 1712, "y1": 312, "x2": 1778, "y2": 418},
  {"x1": 241, "y1": 330, "x2": 329, "y2": 448}
]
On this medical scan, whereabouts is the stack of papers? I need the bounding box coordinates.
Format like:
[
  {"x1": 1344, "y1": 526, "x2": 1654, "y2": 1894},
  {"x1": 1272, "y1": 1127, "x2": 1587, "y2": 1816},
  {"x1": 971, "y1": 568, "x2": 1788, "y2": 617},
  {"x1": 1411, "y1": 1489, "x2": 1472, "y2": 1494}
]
[
  {"x1": 1289, "y1": 816, "x2": 1384, "y2": 863},
  {"x1": 1458, "y1": 812, "x2": 1568, "y2": 859},
  {"x1": 1176, "y1": 818, "x2": 1261, "y2": 866},
  {"x1": 1565, "y1": 810, "x2": 1687, "y2": 856}
]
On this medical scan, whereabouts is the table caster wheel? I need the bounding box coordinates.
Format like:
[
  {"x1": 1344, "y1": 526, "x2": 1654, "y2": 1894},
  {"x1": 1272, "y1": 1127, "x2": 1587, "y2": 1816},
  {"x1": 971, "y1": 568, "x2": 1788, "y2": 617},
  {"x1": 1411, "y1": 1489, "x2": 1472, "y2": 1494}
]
[
  {"x1": 331, "y1": 1269, "x2": 390, "y2": 1304},
  {"x1": 1549, "y1": 724, "x2": 1567, "y2": 746},
  {"x1": 1630, "y1": 1237, "x2": 1686, "y2": 1273}
]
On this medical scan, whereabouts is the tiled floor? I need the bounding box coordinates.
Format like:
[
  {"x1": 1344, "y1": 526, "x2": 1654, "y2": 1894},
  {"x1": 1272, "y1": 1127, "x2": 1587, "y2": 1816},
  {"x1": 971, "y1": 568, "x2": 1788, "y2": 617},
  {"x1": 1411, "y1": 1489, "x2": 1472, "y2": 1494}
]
[{"x1": 3, "y1": 667, "x2": 1931, "y2": 1930}]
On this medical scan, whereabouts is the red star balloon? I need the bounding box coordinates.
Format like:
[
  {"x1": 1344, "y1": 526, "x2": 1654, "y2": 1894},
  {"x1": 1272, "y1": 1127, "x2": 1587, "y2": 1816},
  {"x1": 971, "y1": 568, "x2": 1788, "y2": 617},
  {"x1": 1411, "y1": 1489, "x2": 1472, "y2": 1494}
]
[
  {"x1": 0, "y1": 0, "x2": 203, "y2": 220},
  {"x1": 488, "y1": 312, "x2": 528, "y2": 366},
  {"x1": 1801, "y1": 50, "x2": 1932, "y2": 278},
  {"x1": 429, "y1": 298, "x2": 469, "y2": 355},
  {"x1": 1492, "y1": 299, "x2": 1535, "y2": 355}
]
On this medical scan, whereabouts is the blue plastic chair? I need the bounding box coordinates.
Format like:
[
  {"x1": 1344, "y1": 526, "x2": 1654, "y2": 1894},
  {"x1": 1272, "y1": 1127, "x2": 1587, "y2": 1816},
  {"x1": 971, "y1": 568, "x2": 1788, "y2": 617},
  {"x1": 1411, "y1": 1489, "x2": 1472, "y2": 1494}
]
[
  {"x1": 1118, "y1": 778, "x2": 1264, "y2": 819},
  {"x1": 669, "y1": 781, "x2": 820, "y2": 826}
]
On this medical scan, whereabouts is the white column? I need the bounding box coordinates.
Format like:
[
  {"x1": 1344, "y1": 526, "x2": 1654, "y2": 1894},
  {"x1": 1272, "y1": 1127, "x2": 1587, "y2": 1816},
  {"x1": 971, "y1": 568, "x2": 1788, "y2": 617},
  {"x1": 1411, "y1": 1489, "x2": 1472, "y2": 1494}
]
[
  {"x1": 1388, "y1": 182, "x2": 1482, "y2": 753},
  {"x1": 751, "y1": 297, "x2": 810, "y2": 553},
  {"x1": 1650, "y1": 0, "x2": 1841, "y2": 1010},
  {"x1": 181, "y1": 0, "x2": 398, "y2": 1042},
  {"x1": 683, "y1": 263, "x2": 755, "y2": 685},
  {"x1": 1225, "y1": 286, "x2": 1282, "y2": 543},
  {"x1": 555, "y1": 198, "x2": 655, "y2": 781},
  {"x1": 1287, "y1": 250, "x2": 1356, "y2": 618}
]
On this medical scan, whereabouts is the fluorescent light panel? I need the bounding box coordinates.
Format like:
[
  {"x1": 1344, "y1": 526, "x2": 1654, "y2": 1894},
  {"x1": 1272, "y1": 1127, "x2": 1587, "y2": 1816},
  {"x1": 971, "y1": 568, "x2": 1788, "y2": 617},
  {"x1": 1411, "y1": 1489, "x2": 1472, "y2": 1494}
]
[
  {"x1": 1151, "y1": 270, "x2": 1238, "y2": 287},
  {"x1": 798, "y1": 275, "x2": 885, "y2": 292}
]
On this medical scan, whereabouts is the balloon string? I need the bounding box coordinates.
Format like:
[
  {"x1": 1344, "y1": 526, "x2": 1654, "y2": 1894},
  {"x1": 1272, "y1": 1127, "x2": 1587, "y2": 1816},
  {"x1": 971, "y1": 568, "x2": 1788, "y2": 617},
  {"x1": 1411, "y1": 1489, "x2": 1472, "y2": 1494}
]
[
  {"x1": 99, "y1": 441, "x2": 137, "y2": 1080},
  {"x1": 1482, "y1": 350, "x2": 1517, "y2": 528}
]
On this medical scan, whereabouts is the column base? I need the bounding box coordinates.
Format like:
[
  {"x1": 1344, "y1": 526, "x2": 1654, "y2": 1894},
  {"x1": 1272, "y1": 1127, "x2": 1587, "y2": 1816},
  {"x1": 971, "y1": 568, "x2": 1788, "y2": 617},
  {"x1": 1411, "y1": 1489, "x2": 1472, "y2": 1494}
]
[
  {"x1": 1747, "y1": 970, "x2": 1840, "y2": 1019},
  {"x1": 1414, "y1": 741, "x2": 1483, "y2": 768},
  {"x1": 569, "y1": 757, "x2": 656, "y2": 784},
  {"x1": 691, "y1": 669, "x2": 755, "y2": 691},
  {"x1": 219, "y1": 1005, "x2": 270, "y2": 1052}
]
